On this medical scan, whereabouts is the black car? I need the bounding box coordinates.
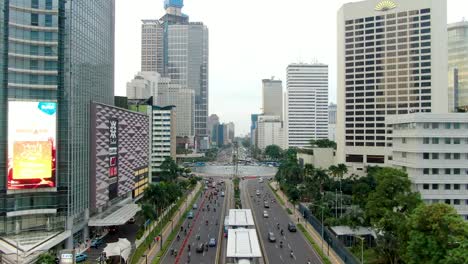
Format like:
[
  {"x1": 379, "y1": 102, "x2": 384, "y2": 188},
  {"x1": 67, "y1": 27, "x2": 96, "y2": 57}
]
[
  {"x1": 196, "y1": 243, "x2": 204, "y2": 253},
  {"x1": 288, "y1": 222, "x2": 297, "y2": 232}
]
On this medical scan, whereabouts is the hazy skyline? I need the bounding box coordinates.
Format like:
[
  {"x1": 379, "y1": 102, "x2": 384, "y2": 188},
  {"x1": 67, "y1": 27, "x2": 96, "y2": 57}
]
[{"x1": 116, "y1": 0, "x2": 467, "y2": 135}]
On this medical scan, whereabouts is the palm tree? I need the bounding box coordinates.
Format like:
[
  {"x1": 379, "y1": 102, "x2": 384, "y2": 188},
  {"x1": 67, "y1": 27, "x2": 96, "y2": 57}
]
[{"x1": 314, "y1": 168, "x2": 329, "y2": 195}]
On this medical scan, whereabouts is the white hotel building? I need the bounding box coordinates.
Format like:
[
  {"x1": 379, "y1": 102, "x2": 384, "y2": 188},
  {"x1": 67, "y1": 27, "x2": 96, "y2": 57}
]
[
  {"x1": 388, "y1": 114, "x2": 468, "y2": 220},
  {"x1": 286, "y1": 63, "x2": 329, "y2": 148},
  {"x1": 337, "y1": 0, "x2": 448, "y2": 172}
]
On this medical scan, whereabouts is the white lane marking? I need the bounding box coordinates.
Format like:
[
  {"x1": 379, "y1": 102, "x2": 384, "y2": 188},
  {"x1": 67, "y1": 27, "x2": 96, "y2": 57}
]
[{"x1": 288, "y1": 243, "x2": 291, "y2": 250}]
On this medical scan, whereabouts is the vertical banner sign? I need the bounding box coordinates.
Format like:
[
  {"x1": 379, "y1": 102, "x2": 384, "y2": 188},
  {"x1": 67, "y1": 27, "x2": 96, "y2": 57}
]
[
  {"x1": 108, "y1": 119, "x2": 119, "y2": 200},
  {"x1": 7, "y1": 101, "x2": 57, "y2": 190}
]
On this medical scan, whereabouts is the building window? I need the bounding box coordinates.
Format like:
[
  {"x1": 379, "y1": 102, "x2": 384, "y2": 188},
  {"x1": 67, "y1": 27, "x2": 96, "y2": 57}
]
[
  {"x1": 454, "y1": 168, "x2": 460, "y2": 175},
  {"x1": 445, "y1": 138, "x2": 451, "y2": 144},
  {"x1": 432, "y1": 153, "x2": 439, "y2": 160},
  {"x1": 454, "y1": 138, "x2": 461, "y2": 144},
  {"x1": 454, "y1": 199, "x2": 460, "y2": 205},
  {"x1": 444, "y1": 199, "x2": 450, "y2": 205},
  {"x1": 423, "y1": 123, "x2": 430, "y2": 129},
  {"x1": 423, "y1": 168, "x2": 429, "y2": 175},
  {"x1": 31, "y1": 14, "x2": 39, "y2": 26},
  {"x1": 402, "y1": 152, "x2": 407, "y2": 158},
  {"x1": 454, "y1": 184, "x2": 460, "y2": 190},
  {"x1": 45, "y1": 15, "x2": 53, "y2": 27},
  {"x1": 432, "y1": 138, "x2": 439, "y2": 144},
  {"x1": 423, "y1": 184, "x2": 429, "y2": 190},
  {"x1": 454, "y1": 123, "x2": 460, "y2": 129},
  {"x1": 445, "y1": 184, "x2": 451, "y2": 190},
  {"x1": 402, "y1": 138, "x2": 407, "y2": 144},
  {"x1": 445, "y1": 153, "x2": 451, "y2": 160},
  {"x1": 454, "y1": 153, "x2": 460, "y2": 160},
  {"x1": 432, "y1": 123, "x2": 439, "y2": 129},
  {"x1": 46, "y1": 0, "x2": 53, "y2": 9},
  {"x1": 423, "y1": 138, "x2": 429, "y2": 144},
  {"x1": 423, "y1": 153, "x2": 429, "y2": 159},
  {"x1": 432, "y1": 168, "x2": 439, "y2": 175},
  {"x1": 445, "y1": 123, "x2": 451, "y2": 129},
  {"x1": 432, "y1": 184, "x2": 439, "y2": 190},
  {"x1": 445, "y1": 169, "x2": 451, "y2": 175},
  {"x1": 31, "y1": 0, "x2": 39, "y2": 8}
]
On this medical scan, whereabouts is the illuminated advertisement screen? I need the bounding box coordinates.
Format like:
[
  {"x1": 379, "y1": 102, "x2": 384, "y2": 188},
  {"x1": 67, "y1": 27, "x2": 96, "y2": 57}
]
[{"x1": 7, "y1": 101, "x2": 57, "y2": 190}]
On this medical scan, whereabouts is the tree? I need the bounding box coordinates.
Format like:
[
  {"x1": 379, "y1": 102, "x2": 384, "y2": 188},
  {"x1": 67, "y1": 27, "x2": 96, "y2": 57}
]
[
  {"x1": 365, "y1": 167, "x2": 422, "y2": 264},
  {"x1": 160, "y1": 157, "x2": 178, "y2": 182},
  {"x1": 309, "y1": 139, "x2": 337, "y2": 149},
  {"x1": 405, "y1": 203, "x2": 468, "y2": 264},
  {"x1": 264, "y1": 145, "x2": 283, "y2": 160},
  {"x1": 37, "y1": 252, "x2": 56, "y2": 264}
]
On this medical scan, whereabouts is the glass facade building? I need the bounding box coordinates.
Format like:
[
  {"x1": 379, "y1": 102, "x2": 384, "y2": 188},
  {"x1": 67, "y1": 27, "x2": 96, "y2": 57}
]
[
  {"x1": 448, "y1": 21, "x2": 468, "y2": 112},
  {"x1": 0, "y1": 0, "x2": 114, "y2": 256}
]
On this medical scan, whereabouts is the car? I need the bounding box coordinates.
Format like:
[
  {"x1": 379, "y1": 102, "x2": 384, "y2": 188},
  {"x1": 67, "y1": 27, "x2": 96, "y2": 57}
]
[
  {"x1": 259, "y1": 178, "x2": 263, "y2": 183},
  {"x1": 193, "y1": 204, "x2": 198, "y2": 210},
  {"x1": 256, "y1": 190, "x2": 260, "y2": 196},
  {"x1": 288, "y1": 222, "x2": 297, "y2": 232},
  {"x1": 221, "y1": 191, "x2": 225, "y2": 197},
  {"x1": 268, "y1": 232, "x2": 276, "y2": 242},
  {"x1": 90, "y1": 238, "x2": 104, "y2": 248},
  {"x1": 108, "y1": 226, "x2": 117, "y2": 233},
  {"x1": 127, "y1": 217, "x2": 136, "y2": 224},
  {"x1": 75, "y1": 253, "x2": 88, "y2": 262},
  {"x1": 264, "y1": 202, "x2": 269, "y2": 208},
  {"x1": 204, "y1": 186, "x2": 208, "y2": 190},
  {"x1": 187, "y1": 211, "x2": 194, "y2": 219},
  {"x1": 214, "y1": 190, "x2": 218, "y2": 195},
  {"x1": 196, "y1": 243, "x2": 204, "y2": 253},
  {"x1": 263, "y1": 211, "x2": 269, "y2": 218},
  {"x1": 208, "y1": 238, "x2": 216, "y2": 247}
]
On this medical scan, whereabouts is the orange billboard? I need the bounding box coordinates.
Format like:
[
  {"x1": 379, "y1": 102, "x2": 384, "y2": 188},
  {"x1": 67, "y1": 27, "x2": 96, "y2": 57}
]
[{"x1": 7, "y1": 101, "x2": 57, "y2": 189}]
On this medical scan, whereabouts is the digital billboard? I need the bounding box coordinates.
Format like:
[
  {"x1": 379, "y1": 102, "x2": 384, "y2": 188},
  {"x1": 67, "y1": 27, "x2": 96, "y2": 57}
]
[{"x1": 7, "y1": 101, "x2": 57, "y2": 190}]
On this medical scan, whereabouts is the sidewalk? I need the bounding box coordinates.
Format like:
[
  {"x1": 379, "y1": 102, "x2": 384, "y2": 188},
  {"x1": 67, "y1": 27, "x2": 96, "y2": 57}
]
[
  {"x1": 137, "y1": 182, "x2": 201, "y2": 264},
  {"x1": 270, "y1": 182, "x2": 344, "y2": 264}
]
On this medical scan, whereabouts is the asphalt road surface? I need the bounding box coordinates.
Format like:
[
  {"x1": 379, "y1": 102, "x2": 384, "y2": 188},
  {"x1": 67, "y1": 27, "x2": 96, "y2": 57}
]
[
  {"x1": 160, "y1": 181, "x2": 226, "y2": 264},
  {"x1": 244, "y1": 179, "x2": 323, "y2": 264}
]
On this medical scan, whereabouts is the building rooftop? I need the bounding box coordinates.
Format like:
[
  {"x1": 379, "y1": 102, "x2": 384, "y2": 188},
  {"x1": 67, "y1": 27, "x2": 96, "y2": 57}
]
[
  {"x1": 226, "y1": 229, "x2": 262, "y2": 258},
  {"x1": 228, "y1": 209, "x2": 255, "y2": 227}
]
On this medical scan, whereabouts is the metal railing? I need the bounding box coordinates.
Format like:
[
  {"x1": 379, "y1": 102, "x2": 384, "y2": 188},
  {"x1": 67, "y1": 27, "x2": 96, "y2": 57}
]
[{"x1": 298, "y1": 204, "x2": 360, "y2": 264}]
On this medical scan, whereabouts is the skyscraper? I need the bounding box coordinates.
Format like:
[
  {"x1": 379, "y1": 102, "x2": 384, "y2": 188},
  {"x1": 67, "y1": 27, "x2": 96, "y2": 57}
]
[
  {"x1": 337, "y1": 0, "x2": 448, "y2": 170},
  {"x1": 141, "y1": 0, "x2": 209, "y2": 142},
  {"x1": 448, "y1": 21, "x2": 468, "y2": 112},
  {"x1": 329, "y1": 103, "x2": 337, "y2": 141},
  {"x1": 286, "y1": 63, "x2": 329, "y2": 148},
  {"x1": 262, "y1": 78, "x2": 283, "y2": 119},
  {"x1": 0, "y1": 0, "x2": 115, "y2": 258}
]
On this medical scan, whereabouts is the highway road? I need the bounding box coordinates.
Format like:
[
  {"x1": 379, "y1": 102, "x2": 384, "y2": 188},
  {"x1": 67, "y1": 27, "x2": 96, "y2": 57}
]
[
  {"x1": 243, "y1": 178, "x2": 323, "y2": 264},
  {"x1": 160, "y1": 179, "x2": 228, "y2": 264}
]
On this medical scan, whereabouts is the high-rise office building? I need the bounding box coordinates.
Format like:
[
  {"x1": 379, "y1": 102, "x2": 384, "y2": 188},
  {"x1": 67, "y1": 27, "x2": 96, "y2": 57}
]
[
  {"x1": 250, "y1": 114, "x2": 259, "y2": 146},
  {"x1": 141, "y1": 0, "x2": 209, "y2": 142},
  {"x1": 257, "y1": 116, "x2": 285, "y2": 150},
  {"x1": 286, "y1": 63, "x2": 329, "y2": 148},
  {"x1": 337, "y1": 0, "x2": 448, "y2": 171},
  {"x1": 157, "y1": 78, "x2": 194, "y2": 137},
  {"x1": 126, "y1": 72, "x2": 160, "y2": 101},
  {"x1": 329, "y1": 103, "x2": 337, "y2": 141},
  {"x1": 262, "y1": 78, "x2": 283, "y2": 120},
  {"x1": 0, "y1": 0, "x2": 115, "y2": 259},
  {"x1": 448, "y1": 21, "x2": 468, "y2": 112}
]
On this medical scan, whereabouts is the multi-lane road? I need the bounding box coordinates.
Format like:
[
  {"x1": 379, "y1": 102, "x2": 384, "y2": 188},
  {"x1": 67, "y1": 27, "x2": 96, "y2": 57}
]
[
  {"x1": 242, "y1": 178, "x2": 323, "y2": 264},
  {"x1": 160, "y1": 180, "x2": 229, "y2": 264}
]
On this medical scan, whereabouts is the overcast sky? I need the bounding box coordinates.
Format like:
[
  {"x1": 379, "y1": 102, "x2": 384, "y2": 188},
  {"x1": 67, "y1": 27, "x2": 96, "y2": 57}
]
[{"x1": 116, "y1": 0, "x2": 467, "y2": 135}]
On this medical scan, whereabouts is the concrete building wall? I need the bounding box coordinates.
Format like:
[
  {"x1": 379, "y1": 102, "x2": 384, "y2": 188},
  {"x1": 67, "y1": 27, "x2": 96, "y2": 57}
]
[
  {"x1": 388, "y1": 113, "x2": 468, "y2": 220},
  {"x1": 337, "y1": 0, "x2": 448, "y2": 171},
  {"x1": 262, "y1": 78, "x2": 283, "y2": 120},
  {"x1": 297, "y1": 148, "x2": 336, "y2": 169},
  {"x1": 257, "y1": 115, "x2": 284, "y2": 150}
]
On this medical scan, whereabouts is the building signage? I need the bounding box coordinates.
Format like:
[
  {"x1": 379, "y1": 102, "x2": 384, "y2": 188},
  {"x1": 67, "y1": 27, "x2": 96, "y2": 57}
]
[
  {"x1": 375, "y1": 0, "x2": 397, "y2": 11},
  {"x1": 109, "y1": 119, "x2": 118, "y2": 177},
  {"x1": 59, "y1": 250, "x2": 74, "y2": 264},
  {"x1": 7, "y1": 101, "x2": 57, "y2": 190}
]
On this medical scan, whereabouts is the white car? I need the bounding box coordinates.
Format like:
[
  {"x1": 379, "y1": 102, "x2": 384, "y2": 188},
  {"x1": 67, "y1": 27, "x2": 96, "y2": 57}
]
[
  {"x1": 256, "y1": 190, "x2": 260, "y2": 196},
  {"x1": 263, "y1": 211, "x2": 269, "y2": 218},
  {"x1": 259, "y1": 178, "x2": 263, "y2": 183}
]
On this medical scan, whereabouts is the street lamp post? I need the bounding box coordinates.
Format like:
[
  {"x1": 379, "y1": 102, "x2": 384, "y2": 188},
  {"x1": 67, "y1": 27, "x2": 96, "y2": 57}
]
[
  {"x1": 353, "y1": 235, "x2": 364, "y2": 264},
  {"x1": 142, "y1": 254, "x2": 148, "y2": 264}
]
